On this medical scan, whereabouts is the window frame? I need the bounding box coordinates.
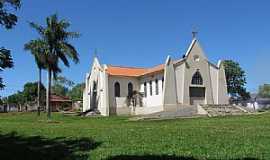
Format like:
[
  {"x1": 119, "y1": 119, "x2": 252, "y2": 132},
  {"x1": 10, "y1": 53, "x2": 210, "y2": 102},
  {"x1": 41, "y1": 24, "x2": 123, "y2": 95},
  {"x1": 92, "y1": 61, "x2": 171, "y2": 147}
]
[
  {"x1": 155, "y1": 79, "x2": 159, "y2": 95},
  {"x1": 191, "y1": 70, "x2": 203, "y2": 85},
  {"x1": 114, "y1": 82, "x2": 120, "y2": 97}
]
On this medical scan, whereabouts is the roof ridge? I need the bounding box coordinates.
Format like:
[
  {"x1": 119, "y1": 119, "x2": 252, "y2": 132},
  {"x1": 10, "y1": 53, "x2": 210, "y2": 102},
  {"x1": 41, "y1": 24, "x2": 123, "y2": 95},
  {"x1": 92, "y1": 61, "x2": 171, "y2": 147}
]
[{"x1": 107, "y1": 64, "x2": 147, "y2": 69}]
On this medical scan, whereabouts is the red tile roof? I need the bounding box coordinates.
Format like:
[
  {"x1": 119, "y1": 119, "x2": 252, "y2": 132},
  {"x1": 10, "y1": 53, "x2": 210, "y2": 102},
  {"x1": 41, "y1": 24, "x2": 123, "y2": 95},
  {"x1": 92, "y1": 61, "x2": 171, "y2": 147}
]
[
  {"x1": 106, "y1": 64, "x2": 164, "y2": 77},
  {"x1": 142, "y1": 64, "x2": 164, "y2": 75},
  {"x1": 51, "y1": 95, "x2": 72, "y2": 102}
]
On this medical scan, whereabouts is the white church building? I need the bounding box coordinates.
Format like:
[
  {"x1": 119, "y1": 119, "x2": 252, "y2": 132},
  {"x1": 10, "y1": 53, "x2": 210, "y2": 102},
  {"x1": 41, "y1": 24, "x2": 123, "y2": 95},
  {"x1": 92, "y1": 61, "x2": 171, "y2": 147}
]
[{"x1": 83, "y1": 38, "x2": 228, "y2": 116}]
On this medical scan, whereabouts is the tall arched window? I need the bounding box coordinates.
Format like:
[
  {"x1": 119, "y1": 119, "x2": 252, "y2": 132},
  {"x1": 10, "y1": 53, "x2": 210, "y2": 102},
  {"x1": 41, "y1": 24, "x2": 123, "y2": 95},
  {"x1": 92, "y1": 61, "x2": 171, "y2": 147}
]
[
  {"x1": 162, "y1": 77, "x2": 164, "y2": 90},
  {"x1": 150, "y1": 81, "x2": 153, "y2": 96},
  {"x1": 144, "y1": 82, "x2": 147, "y2": 97},
  {"x1": 114, "y1": 82, "x2": 120, "y2": 97},
  {"x1": 192, "y1": 71, "x2": 203, "y2": 85},
  {"x1": 93, "y1": 81, "x2": 97, "y2": 93},
  {"x1": 128, "y1": 82, "x2": 133, "y2": 97},
  {"x1": 155, "y1": 79, "x2": 159, "y2": 95}
]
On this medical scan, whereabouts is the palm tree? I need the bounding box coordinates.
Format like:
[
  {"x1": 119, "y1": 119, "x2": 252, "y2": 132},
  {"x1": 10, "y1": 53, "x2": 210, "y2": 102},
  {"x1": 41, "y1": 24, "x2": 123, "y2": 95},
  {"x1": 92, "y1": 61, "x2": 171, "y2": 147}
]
[
  {"x1": 28, "y1": 14, "x2": 80, "y2": 119},
  {"x1": 24, "y1": 40, "x2": 47, "y2": 116}
]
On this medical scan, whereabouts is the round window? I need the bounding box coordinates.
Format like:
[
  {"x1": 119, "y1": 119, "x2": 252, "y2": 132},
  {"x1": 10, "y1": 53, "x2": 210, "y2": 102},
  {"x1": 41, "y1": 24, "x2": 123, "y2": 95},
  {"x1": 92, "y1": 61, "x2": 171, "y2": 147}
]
[{"x1": 194, "y1": 55, "x2": 200, "y2": 62}]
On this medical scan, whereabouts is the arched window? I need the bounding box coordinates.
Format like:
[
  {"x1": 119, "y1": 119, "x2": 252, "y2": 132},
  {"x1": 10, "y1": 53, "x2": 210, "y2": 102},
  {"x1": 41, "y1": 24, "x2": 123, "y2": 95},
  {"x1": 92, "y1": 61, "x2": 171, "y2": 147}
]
[
  {"x1": 93, "y1": 81, "x2": 97, "y2": 93},
  {"x1": 155, "y1": 79, "x2": 159, "y2": 95},
  {"x1": 150, "y1": 81, "x2": 153, "y2": 96},
  {"x1": 162, "y1": 77, "x2": 164, "y2": 90},
  {"x1": 114, "y1": 82, "x2": 120, "y2": 97},
  {"x1": 128, "y1": 82, "x2": 133, "y2": 97},
  {"x1": 192, "y1": 71, "x2": 203, "y2": 85},
  {"x1": 144, "y1": 82, "x2": 147, "y2": 97}
]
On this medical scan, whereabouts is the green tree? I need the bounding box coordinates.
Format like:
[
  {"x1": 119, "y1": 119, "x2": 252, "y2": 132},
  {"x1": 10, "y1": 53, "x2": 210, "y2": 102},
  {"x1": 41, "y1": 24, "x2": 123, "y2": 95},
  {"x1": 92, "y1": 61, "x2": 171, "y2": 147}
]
[
  {"x1": 258, "y1": 84, "x2": 270, "y2": 98},
  {"x1": 0, "y1": 48, "x2": 13, "y2": 88},
  {"x1": 52, "y1": 84, "x2": 68, "y2": 96},
  {"x1": 0, "y1": 0, "x2": 21, "y2": 89},
  {"x1": 24, "y1": 40, "x2": 47, "y2": 115},
  {"x1": 6, "y1": 91, "x2": 25, "y2": 111},
  {"x1": 54, "y1": 76, "x2": 75, "y2": 87},
  {"x1": 67, "y1": 83, "x2": 85, "y2": 101},
  {"x1": 3, "y1": 82, "x2": 46, "y2": 112},
  {"x1": 223, "y1": 60, "x2": 250, "y2": 100},
  {"x1": 52, "y1": 76, "x2": 74, "y2": 96},
  {"x1": 23, "y1": 82, "x2": 46, "y2": 104},
  {"x1": 29, "y1": 14, "x2": 80, "y2": 119}
]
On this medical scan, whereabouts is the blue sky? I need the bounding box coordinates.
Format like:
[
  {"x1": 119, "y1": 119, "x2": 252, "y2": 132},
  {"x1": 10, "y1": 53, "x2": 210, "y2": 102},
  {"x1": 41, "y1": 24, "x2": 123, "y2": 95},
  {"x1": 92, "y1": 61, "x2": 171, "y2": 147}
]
[{"x1": 0, "y1": 0, "x2": 269, "y2": 97}]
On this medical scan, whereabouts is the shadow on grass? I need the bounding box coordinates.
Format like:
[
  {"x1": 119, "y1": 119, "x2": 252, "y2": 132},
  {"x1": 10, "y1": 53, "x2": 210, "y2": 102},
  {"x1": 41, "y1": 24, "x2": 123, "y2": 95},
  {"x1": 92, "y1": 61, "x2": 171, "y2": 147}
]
[
  {"x1": 106, "y1": 155, "x2": 260, "y2": 160},
  {"x1": 0, "y1": 131, "x2": 101, "y2": 160}
]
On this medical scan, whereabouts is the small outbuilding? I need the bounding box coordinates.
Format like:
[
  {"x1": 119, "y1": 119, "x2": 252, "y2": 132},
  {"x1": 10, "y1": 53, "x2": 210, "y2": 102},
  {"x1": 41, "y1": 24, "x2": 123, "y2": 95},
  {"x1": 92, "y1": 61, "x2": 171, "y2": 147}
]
[
  {"x1": 51, "y1": 95, "x2": 72, "y2": 112},
  {"x1": 246, "y1": 94, "x2": 270, "y2": 110}
]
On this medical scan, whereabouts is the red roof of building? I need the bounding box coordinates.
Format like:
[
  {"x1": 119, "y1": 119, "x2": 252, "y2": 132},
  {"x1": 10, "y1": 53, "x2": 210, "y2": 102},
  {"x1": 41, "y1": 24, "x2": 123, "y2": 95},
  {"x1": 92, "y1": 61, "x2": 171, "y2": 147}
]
[
  {"x1": 51, "y1": 95, "x2": 72, "y2": 102},
  {"x1": 106, "y1": 64, "x2": 164, "y2": 77}
]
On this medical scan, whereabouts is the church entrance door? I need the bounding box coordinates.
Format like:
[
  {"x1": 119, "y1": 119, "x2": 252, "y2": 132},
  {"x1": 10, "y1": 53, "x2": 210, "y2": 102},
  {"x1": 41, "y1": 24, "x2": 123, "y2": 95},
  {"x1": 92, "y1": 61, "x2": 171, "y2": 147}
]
[{"x1": 189, "y1": 87, "x2": 205, "y2": 105}]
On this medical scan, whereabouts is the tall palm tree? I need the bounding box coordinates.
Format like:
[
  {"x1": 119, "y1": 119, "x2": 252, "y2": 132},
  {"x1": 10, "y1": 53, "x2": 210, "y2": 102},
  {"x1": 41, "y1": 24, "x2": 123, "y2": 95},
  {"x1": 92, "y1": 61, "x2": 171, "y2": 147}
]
[
  {"x1": 24, "y1": 40, "x2": 47, "y2": 116},
  {"x1": 28, "y1": 14, "x2": 80, "y2": 119}
]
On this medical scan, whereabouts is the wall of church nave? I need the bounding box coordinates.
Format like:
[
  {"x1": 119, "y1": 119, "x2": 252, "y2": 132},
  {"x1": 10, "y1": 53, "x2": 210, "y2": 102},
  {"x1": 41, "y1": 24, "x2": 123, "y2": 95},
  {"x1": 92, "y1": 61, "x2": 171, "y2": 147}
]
[
  {"x1": 218, "y1": 65, "x2": 229, "y2": 104},
  {"x1": 139, "y1": 73, "x2": 164, "y2": 107},
  {"x1": 108, "y1": 76, "x2": 140, "y2": 109},
  {"x1": 83, "y1": 87, "x2": 90, "y2": 112},
  {"x1": 175, "y1": 63, "x2": 185, "y2": 104},
  {"x1": 209, "y1": 64, "x2": 219, "y2": 104}
]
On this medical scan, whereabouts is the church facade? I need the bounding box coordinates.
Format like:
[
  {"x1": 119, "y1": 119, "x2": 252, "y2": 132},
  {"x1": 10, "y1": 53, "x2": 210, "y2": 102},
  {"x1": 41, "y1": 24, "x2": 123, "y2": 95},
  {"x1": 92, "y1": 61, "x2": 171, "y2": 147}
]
[{"x1": 83, "y1": 38, "x2": 228, "y2": 116}]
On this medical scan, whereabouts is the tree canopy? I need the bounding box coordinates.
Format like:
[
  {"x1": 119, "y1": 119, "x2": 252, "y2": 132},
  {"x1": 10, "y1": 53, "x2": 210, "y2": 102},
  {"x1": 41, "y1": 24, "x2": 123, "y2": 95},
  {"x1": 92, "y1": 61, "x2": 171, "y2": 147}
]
[
  {"x1": 67, "y1": 83, "x2": 85, "y2": 101},
  {"x1": 50, "y1": 75, "x2": 84, "y2": 101},
  {"x1": 52, "y1": 76, "x2": 74, "y2": 96},
  {"x1": 2, "y1": 82, "x2": 46, "y2": 106},
  {"x1": 23, "y1": 82, "x2": 46, "y2": 103},
  {"x1": 258, "y1": 84, "x2": 270, "y2": 98},
  {"x1": 0, "y1": 0, "x2": 21, "y2": 89},
  {"x1": 0, "y1": 48, "x2": 14, "y2": 88},
  {"x1": 0, "y1": 0, "x2": 21, "y2": 29},
  {"x1": 222, "y1": 60, "x2": 250, "y2": 100},
  {"x1": 28, "y1": 14, "x2": 80, "y2": 77},
  {"x1": 24, "y1": 39, "x2": 47, "y2": 70}
]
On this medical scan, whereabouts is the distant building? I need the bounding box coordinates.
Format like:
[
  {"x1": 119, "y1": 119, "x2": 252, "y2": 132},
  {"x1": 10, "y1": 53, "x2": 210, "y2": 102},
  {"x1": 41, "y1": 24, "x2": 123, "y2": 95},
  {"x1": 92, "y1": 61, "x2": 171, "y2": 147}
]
[
  {"x1": 83, "y1": 37, "x2": 229, "y2": 116},
  {"x1": 51, "y1": 95, "x2": 72, "y2": 112},
  {"x1": 246, "y1": 94, "x2": 270, "y2": 110}
]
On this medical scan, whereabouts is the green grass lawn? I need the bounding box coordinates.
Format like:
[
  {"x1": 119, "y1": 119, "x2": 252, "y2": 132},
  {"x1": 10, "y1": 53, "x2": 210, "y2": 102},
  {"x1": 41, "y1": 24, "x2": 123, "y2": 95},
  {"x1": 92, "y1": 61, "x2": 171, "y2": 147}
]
[{"x1": 0, "y1": 112, "x2": 270, "y2": 160}]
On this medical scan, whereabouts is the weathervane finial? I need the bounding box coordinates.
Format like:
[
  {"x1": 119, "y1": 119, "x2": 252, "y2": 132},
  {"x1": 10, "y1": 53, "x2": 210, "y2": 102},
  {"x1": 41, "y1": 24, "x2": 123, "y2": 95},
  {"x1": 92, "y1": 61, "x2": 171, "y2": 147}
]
[
  {"x1": 192, "y1": 26, "x2": 198, "y2": 39},
  {"x1": 94, "y1": 48, "x2": 98, "y2": 57}
]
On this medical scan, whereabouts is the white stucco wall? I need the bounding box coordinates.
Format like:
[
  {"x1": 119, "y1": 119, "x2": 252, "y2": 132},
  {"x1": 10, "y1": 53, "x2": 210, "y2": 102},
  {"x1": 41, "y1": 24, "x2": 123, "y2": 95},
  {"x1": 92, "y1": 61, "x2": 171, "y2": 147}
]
[
  {"x1": 83, "y1": 74, "x2": 90, "y2": 112},
  {"x1": 175, "y1": 63, "x2": 185, "y2": 104},
  {"x1": 108, "y1": 76, "x2": 140, "y2": 114},
  {"x1": 209, "y1": 64, "x2": 219, "y2": 104},
  {"x1": 139, "y1": 73, "x2": 164, "y2": 107},
  {"x1": 217, "y1": 63, "x2": 229, "y2": 104},
  {"x1": 83, "y1": 57, "x2": 109, "y2": 116},
  {"x1": 98, "y1": 69, "x2": 109, "y2": 116}
]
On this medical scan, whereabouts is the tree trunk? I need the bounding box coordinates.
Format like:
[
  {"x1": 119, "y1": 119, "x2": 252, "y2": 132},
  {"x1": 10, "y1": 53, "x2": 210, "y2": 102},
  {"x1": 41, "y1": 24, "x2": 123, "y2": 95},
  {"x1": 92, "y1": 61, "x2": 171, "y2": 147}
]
[
  {"x1": 37, "y1": 67, "x2": 41, "y2": 116},
  {"x1": 47, "y1": 69, "x2": 52, "y2": 119}
]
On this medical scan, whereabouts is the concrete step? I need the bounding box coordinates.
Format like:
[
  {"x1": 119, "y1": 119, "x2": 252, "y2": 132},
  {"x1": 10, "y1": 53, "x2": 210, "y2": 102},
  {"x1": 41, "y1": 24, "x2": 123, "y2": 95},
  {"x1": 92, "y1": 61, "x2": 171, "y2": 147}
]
[
  {"x1": 201, "y1": 105, "x2": 249, "y2": 117},
  {"x1": 136, "y1": 105, "x2": 200, "y2": 120}
]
